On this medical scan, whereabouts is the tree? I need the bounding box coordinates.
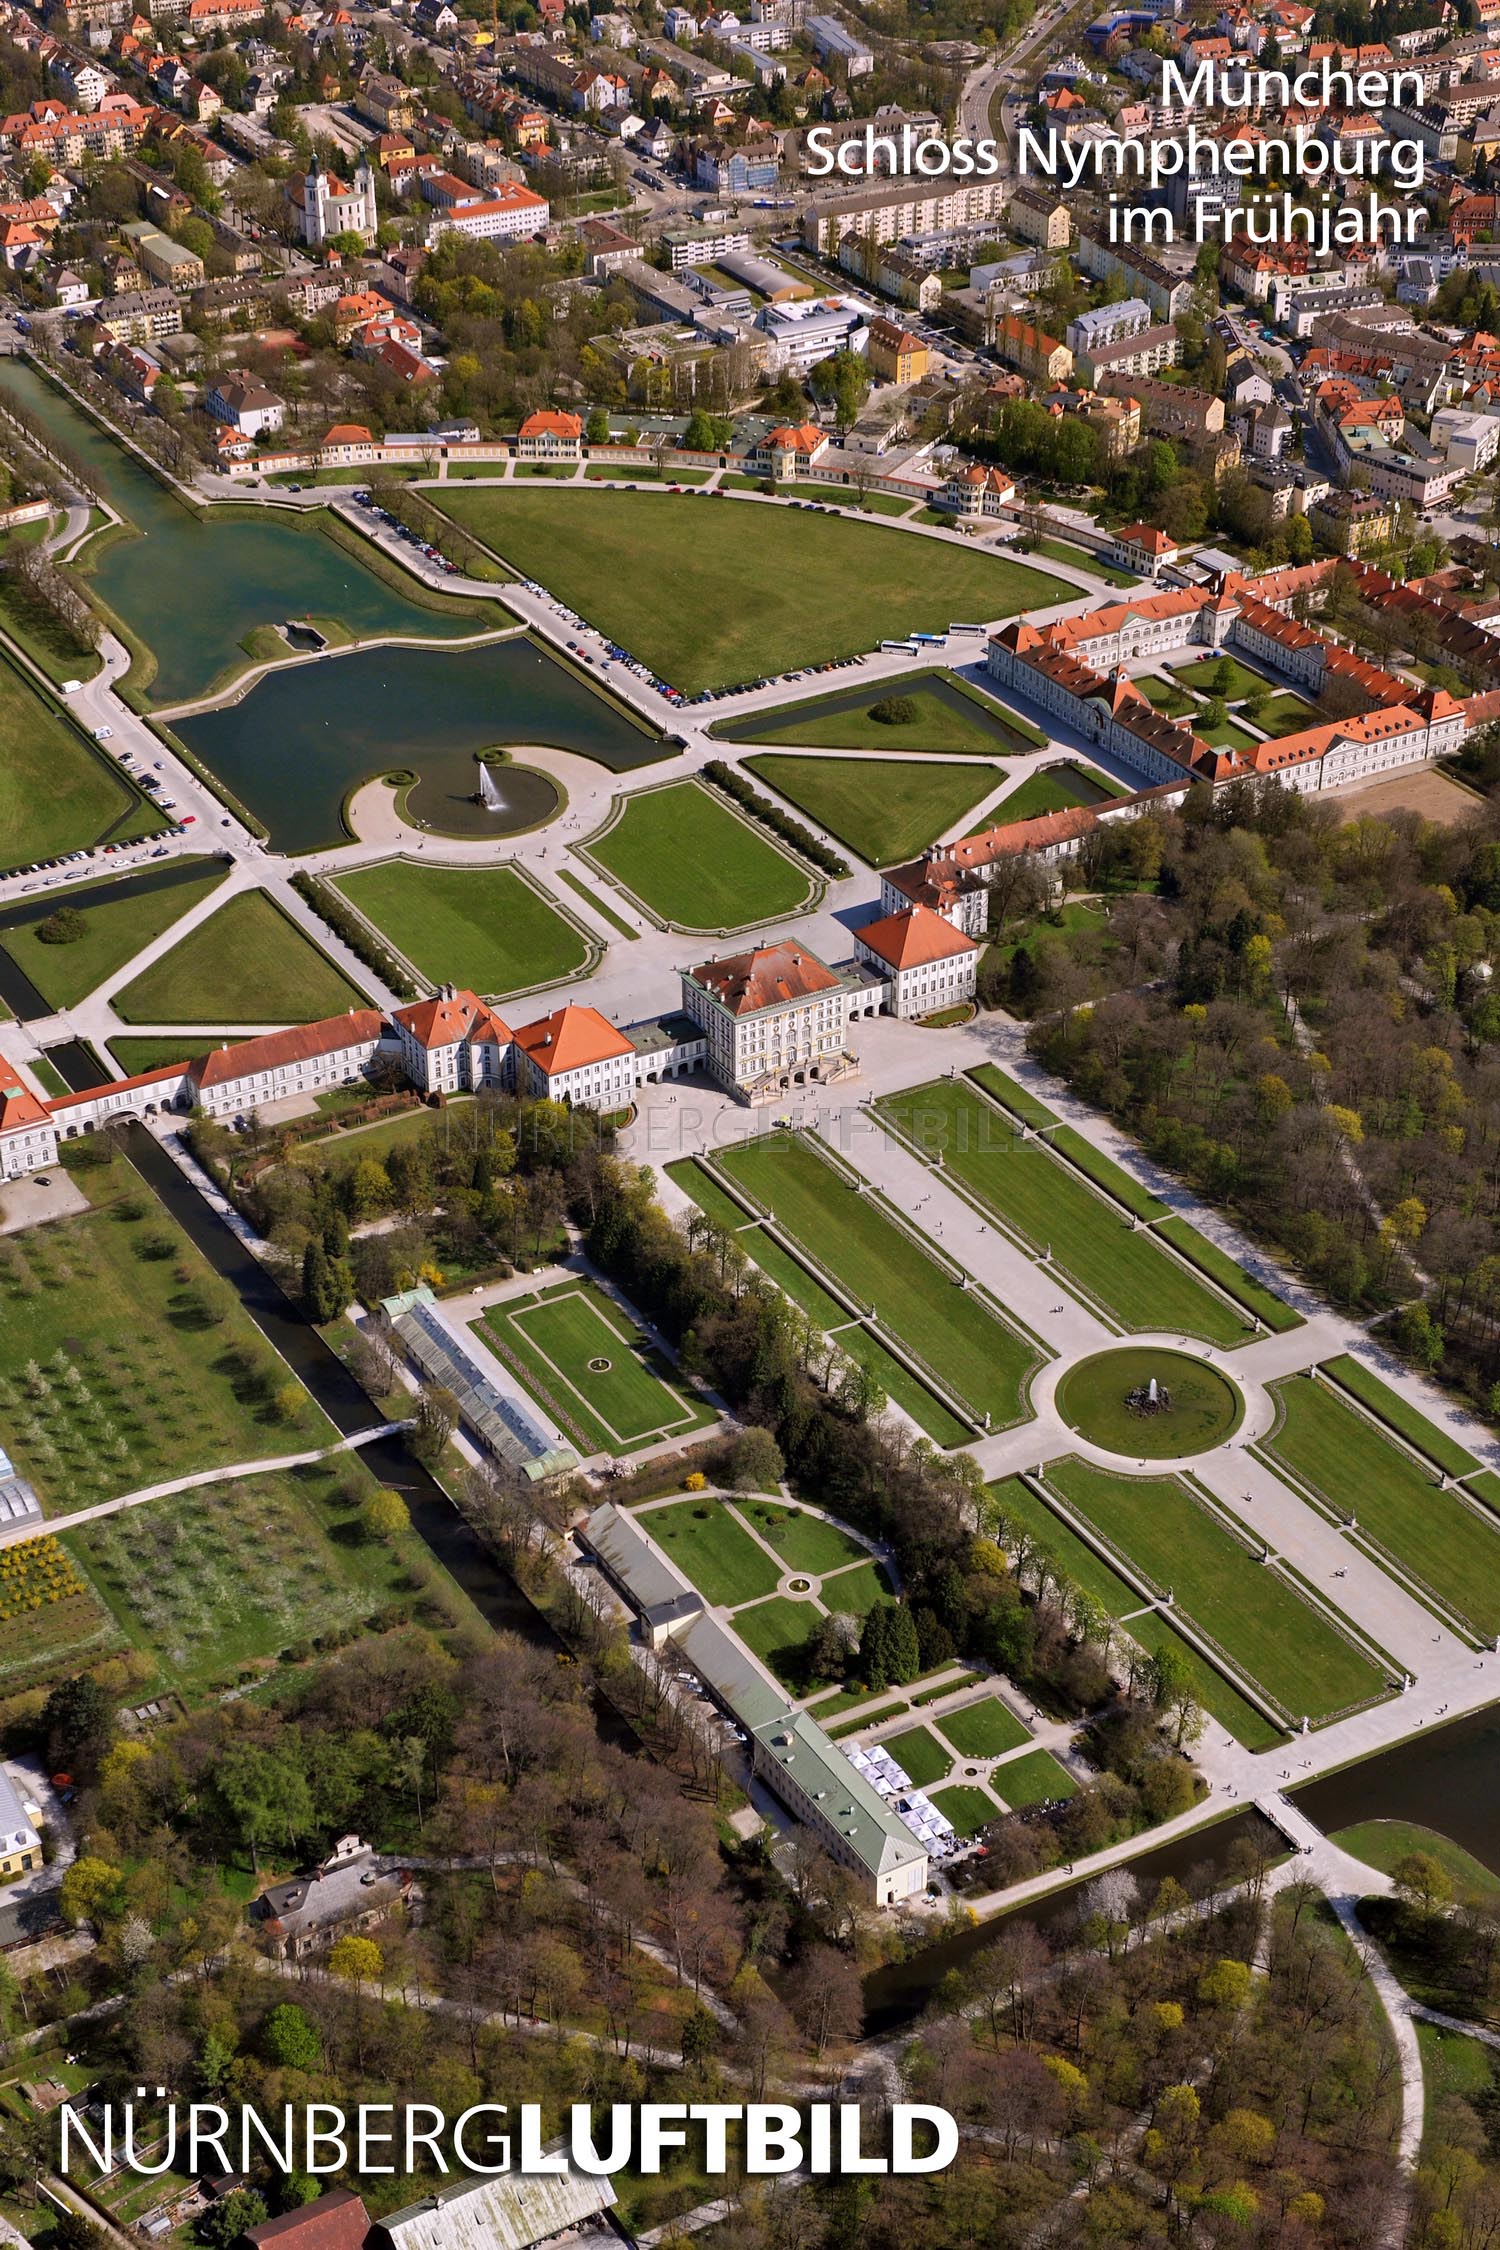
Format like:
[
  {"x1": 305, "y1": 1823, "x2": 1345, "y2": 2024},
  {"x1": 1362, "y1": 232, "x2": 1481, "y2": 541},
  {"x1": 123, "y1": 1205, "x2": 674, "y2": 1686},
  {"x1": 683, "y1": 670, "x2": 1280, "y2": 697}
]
[
  {"x1": 870, "y1": 695, "x2": 917, "y2": 725},
  {"x1": 1393, "y1": 1851, "x2": 1453, "y2": 1916},
  {"x1": 301, "y1": 1238, "x2": 341, "y2": 1324},
  {"x1": 811, "y1": 348, "x2": 869, "y2": 436},
  {"x1": 1148, "y1": 1641, "x2": 1200, "y2": 1747},
  {"x1": 361, "y1": 1487, "x2": 410, "y2": 1541},
  {"x1": 727, "y1": 1426, "x2": 784, "y2": 1492},
  {"x1": 585, "y1": 405, "x2": 610, "y2": 444},
  {"x1": 328, "y1": 1934, "x2": 383, "y2": 1988},
  {"x1": 263, "y1": 2003, "x2": 322, "y2": 2072},
  {"x1": 412, "y1": 1382, "x2": 460, "y2": 1463},
  {"x1": 36, "y1": 906, "x2": 88, "y2": 946},
  {"x1": 58, "y1": 1855, "x2": 121, "y2": 1931},
  {"x1": 200, "y1": 2191, "x2": 268, "y2": 2249},
  {"x1": 42, "y1": 1673, "x2": 114, "y2": 1781},
  {"x1": 214, "y1": 1743, "x2": 313, "y2": 1871}
]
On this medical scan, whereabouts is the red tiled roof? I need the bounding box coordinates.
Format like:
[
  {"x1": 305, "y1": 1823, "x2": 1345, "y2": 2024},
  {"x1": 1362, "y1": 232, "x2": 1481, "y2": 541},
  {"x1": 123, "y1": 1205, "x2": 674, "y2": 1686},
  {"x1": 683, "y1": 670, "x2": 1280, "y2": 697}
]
[
  {"x1": 245, "y1": 2190, "x2": 369, "y2": 2250},
  {"x1": 854, "y1": 904, "x2": 979, "y2": 968},
  {"x1": 513, "y1": 1003, "x2": 633, "y2": 1074},
  {"x1": 0, "y1": 1059, "x2": 50, "y2": 1134},
  {"x1": 189, "y1": 1011, "x2": 383, "y2": 1089},
  {"x1": 47, "y1": 1062, "x2": 188, "y2": 1110},
  {"x1": 394, "y1": 991, "x2": 511, "y2": 1049},
  {"x1": 519, "y1": 408, "x2": 582, "y2": 438},
  {"x1": 687, "y1": 941, "x2": 842, "y2": 1015}
]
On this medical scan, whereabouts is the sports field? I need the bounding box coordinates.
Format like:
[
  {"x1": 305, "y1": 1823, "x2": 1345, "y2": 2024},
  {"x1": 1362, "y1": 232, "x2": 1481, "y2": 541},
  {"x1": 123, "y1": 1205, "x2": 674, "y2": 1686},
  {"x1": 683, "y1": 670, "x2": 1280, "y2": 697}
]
[
  {"x1": 992, "y1": 1750, "x2": 1077, "y2": 1807},
  {"x1": 744, "y1": 754, "x2": 999, "y2": 865},
  {"x1": 335, "y1": 862, "x2": 588, "y2": 996},
  {"x1": 937, "y1": 1696, "x2": 1031, "y2": 1759},
  {"x1": 667, "y1": 1158, "x2": 972, "y2": 1446},
  {"x1": 435, "y1": 487, "x2": 1071, "y2": 694},
  {"x1": 1264, "y1": 1377, "x2": 1500, "y2": 1637},
  {"x1": 482, "y1": 1281, "x2": 712, "y2": 1456},
  {"x1": 875, "y1": 1078, "x2": 1249, "y2": 1345},
  {"x1": 884, "y1": 1724, "x2": 952, "y2": 1787},
  {"x1": 641, "y1": 1497, "x2": 782, "y2": 1607},
  {"x1": 714, "y1": 1131, "x2": 1040, "y2": 1428},
  {"x1": 1046, "y1": 1457, "x2": 1389, "y2": 1721},
  {"x1": 586, "y1": 780, "x2": 815, "y2": 928}
]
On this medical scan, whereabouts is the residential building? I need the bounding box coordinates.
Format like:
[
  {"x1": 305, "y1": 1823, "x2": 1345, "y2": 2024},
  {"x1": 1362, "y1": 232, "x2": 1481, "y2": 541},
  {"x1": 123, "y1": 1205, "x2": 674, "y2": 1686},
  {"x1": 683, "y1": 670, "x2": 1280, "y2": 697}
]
[
  {"x1": 1076, "y1": 321, "x2": 1179, "y2": 387},
  {"x1": 375, "y1": 2161, "x2": 618, "y2": 2250},
  {"x1": 256, "y1": 1837, "x2": 416, "y2": 1961},
  {"x1": 1008, "y1": 182, "x2": 1071, "y2": 248},
  {"x1": 691, "y1": 141, "x2": 779, "y2": 194},
  {"x1": 0, "y1": 1766, "x2": 41, "y2": 1880},
  {"x1": 1099, "y1": 374, "x2": 1223, "y2": 443},
  {"x1": 943, "y1": 461, "x2": 1015, "y2": 519},
  {"x1": 245, "y1": 2193, "x2": 370, "y2": 2250},
  {"x1": 204, "y1": 376, "x2": 284, "y2": 438},
  {"x1": 661, "y1": 219, "x2": 752, "y2": 270},
  {"x1": 801, "y1": 173, "x2": 1008, "y2": 254},
  {"x1": 882, "y1": 802, "x2": 1119, "y2": 934},
  {"x1": 852, "y1": 905, "x2": 979, "y2": 1016},
  {"x1": 866, "y1": 315, "x2": 926, "y2": 382},
  {"x1": 516, "y1": 407, "x2": 584, "y2": 457},
  {"x1": 1310, "y1": 489, "x2": 1395, "y2": 554},
  {"x1": 807, "y1": 12, "x2": 873, "y2": 74},
  {"x1": 115, "y1": 220, "x2": 199, "y2": 289},
  {"x1": 752, "y1": 420, "x2": 829, "y2": 473},
  {"x1": 423, "y1": 177, "x2": 549, "y2": 241},
  {"x1": 1065, "y1": 298, "x2": 1151, "y2": 354},
  {"x1": 1109, "y1": 522, "x2": 1180, "y2": 577},
  {"x1": 992, "y1": 313, "x2": 1071, "y2": 383}
]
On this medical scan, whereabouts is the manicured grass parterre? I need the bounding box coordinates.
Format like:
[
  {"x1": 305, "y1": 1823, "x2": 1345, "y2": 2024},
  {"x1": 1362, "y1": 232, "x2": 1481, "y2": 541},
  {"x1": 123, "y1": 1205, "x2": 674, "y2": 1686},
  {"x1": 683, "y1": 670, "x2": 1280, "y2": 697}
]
[
  {"x1": 334, "y1": 862, "x2": 588, "y2": 997},
  {"x1": 587, "y1": 780, "x2": 815, "y2": 929},
  {"x1": 744, "y1": 753, "x2": 999, "y2": 865},
  {"x1": 988, "y1": 1474, "x2": 1145, "y2": 1619},
  {"x1": 1259, "y1": 691, "x2": 1323, "y2": 735},
  {"x1": 1049, "y1": 1124, "x2": 1166, "y2": 1222},
  {"x1": 640, "y1": 1497, "x2": 782, "y2": 1607},
  {"x1": 1046, "y1": 1455, "x2": 1388, "y2": 1722},
  {"x1": 0, "y1": 1147, "x2": 333, "y2": 1513},
  {"x1": 1264, "y1": 1375, "x2": 1500, "y2": 1637},
  {"x1": 483, "y1": 1281, "x2": 712, "y2": 1455},
  {"x1": 1054, "y1": 1350, "x2": 1245, "y2": 1459},
  {"x1": 876, "y1": 1079, "x2": 1250, "y2": 1345},
  {"x1": 115, "y1": 889, "x2": 367, "y2": 1024},
  {"x1": 0, "y1": 651, "x2": 158, "y2": 868},
  {"x1": 716, "y1": 671, "x2": 1048, "y2": 758},
  {"x1": 435, "y1": 487, "x2": 1071, "y2": 695},
  {"x1": 930, "y1": 1783, "x2": 998, "y2": 1837},
  {"x1": 714, "y1": 1130, "x2": 1040, "y2": 1430},
  {"x1": 1320, "y1": 1353, "x2": 1479, "y2": 1479},
  {"x1": 735, "y1": 1498, "x2": 867, "y2": 1574},
  {"x1": 819, "y1": 1557, "x2": 894, "y2": 1615},
  {"x1": 884, "y1": 1723, "x2": 953, "y2": 1787},
  {"x1": 1197, "y1": 716, "x2": 1258, "y2": 752},
  {"x1": 1139, "y1": 676, "x2": 1198, "y2": 719},
  {"x1": 733, "y1": 1592, "x2": 825, "y2": 1688},
  {"x1": 1153, "y1": 1215, "x2": 1301, "y2": 1333},
  {"x1": 992, "y1": 1749, "x2": 1077, "y2": 1807},
  {"x1": 937, "y1": 1696, "x2": 1031, "y2": 1759},
  {"x1": 107, "y1": 1035, "x2": 239, "y2": 1074},
  {"x1": 988, "y1": 765, "x2": 1124, "y2": 828},
  {"x1": 1171, "y1": 654, "x2": 1273, "y2": 702},
  {"x1": 0, "y1": 861, "x2": 229, "y2": 1011},
  {"x1": 1330, "y1": 1820, "x2": 1500, "y2": 1903},
  {"x1": 969, "y1": 1061, "x2": 1057, "y2": 1130}
]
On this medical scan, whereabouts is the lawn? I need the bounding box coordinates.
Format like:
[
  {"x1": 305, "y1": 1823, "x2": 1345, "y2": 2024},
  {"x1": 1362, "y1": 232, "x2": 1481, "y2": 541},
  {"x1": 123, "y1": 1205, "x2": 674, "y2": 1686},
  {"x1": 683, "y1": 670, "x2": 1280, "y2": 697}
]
[
  {"x1": 734, "y1": 1497, "x2": 867, "y2": 1574},
  {"x1": 586, "y1": 780, "x2": 815, "y2": 929},
  {"x1": 1049, "y1": 1124, "x2": 1167, "y2": 1221},
  {"x1": 667, "y1": 1158, "x2": 972, "y2": 1446},
  {"x1": 1139, "y1": 676, "x2": 1198, "y2": 720},
  {"x1": 987, "y1": 765, "x2": 1123, "y2": 828},
  {"x1": 930, "y1": 1783, "x2": 998, "y2": 1837},
  {"x1": 0, "y1": 861, "x2": 229, "y2": 1011},
  {"x1": 716, "y1": 672, "x2": 1047, "y2": 758},
  {"x1": 1171, "y1": 654, "x2": 1272, "y2": 702},
  {"x1": 820, "y1": 1557, "x2": 894, "y2": 1614},
  {"x1": 1197, "y1": 715, "x2": 1257, "y2": 752},
  {"x1": 733, "y1": 1592, "x2": 825, "y2": 1688},
  {"x1": 1154, "y1": 1215, "x2": 1301, "y2": 1333},
  {"x1": 1331, "y1": 1820, "x2": 1500, "y2": 1904},
  {"x1": 1046, "y1": 1457, "x2": 1390, "y2": 1721},
  {"x1": 0, "y1": 651, "x2": 158, "y2": 868},
  {"x1": 876, "y1": 1078, "x2": 1250, "y2": 1345},
  {"x1": 937, "y1": 1696, "x2": 1030, "y2": 1758},
  {"x1": 1416, "y1": 2020, "x2": 1499, "y2": 2144},
  {"x1": 744, "y1": 754, "x2": 999, "y2": 865},
  {"x1": 1055, "y1": 1348, "x2": 1244, "y2": 1458},
  {"x1": 334, "y1": 862, "x2": 588, "y2": 997},
  {"x1": 484, "y1": 1281, "x2": 711, "y2": 1454},
  {"x1": 113, "y1": 890, "x2": 368, "y2": 1024},
  {"x1": 435, "y1": 487, "x2": 1071, "y2": 694},
  {"x1": 107, "y1": 1034, "x2": 242, "y2": 1074},
  {"x1": 884, "y1": 1723, "x2": 953, "y2": 1787},
  {"x1": 641, "y1": 1496, "x2": 783, "y2": 1607},
  {"x1": 1258, "y1": 691, "x2": 1322, "y2": 735},
  {"x1": 1264, "y1": 1376, "x2": 1500, "y2": 1637},
  {"x1": 1320, "y1": 1353, "x2": 1479, "y2": 1479},
  {"x1": 714, "y1": 1131, "x2": 1040, "y2": 1428},
  {"x1": 987, "y1": 1474, "x2": 1145, "y2": 1620},
  {"x1": 1027, "y1": 536, "x2": 1138, "y2": 588},
  {"x1": 0, "y1": 1147, "x2": 334, "y2": 1513},
  {"x1": 969, "y1": 1061, "x2": 1058, "y2": 1130},
  {"x1": 992, "y1": 1749, "x2": 1077, "y2": 1807}
]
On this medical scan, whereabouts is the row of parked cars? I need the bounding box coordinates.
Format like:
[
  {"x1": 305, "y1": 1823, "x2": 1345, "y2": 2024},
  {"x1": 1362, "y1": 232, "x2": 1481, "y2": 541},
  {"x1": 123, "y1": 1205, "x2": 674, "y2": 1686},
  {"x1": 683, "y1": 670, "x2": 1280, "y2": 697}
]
[
  {"x1": 687, "y1": 649, "x2": 869, "y2": 707},
  {"x1": 351, "y1": 491, "x2": 461, "y2": 575}
]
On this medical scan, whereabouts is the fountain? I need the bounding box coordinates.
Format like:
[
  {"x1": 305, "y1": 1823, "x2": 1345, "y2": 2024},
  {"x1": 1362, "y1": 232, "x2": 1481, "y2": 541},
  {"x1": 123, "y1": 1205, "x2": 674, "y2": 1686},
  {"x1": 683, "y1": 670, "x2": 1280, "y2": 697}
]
[
  {"x1": 1126, "y1": 1371, "x2": 1173, "y2": 1418},
  {"x1": 476, "y1": 757, "x2": 505, "y2": 813}
]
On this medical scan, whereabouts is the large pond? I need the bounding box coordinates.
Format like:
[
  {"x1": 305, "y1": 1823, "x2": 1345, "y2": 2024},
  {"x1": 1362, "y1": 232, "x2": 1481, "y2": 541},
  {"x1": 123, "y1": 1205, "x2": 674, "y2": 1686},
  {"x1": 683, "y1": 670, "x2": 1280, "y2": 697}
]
[{"x1": 174, "y1": 636, "x2": 661, "y2": 852}]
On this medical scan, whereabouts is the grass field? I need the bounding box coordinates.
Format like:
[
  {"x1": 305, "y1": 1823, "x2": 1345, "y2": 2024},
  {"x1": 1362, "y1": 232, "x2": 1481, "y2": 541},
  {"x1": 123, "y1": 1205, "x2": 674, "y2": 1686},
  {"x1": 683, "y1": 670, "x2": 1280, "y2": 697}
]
[
  {"x1": 714, "y1": 1131, "x2": 1039, "y2": 1428},
  {"x1": 744, "y1": 753, "x2": 998, "y2": 864},
  {"x1": 107, "y1": 1034, "x2": 244, "y2": 1075},
  {"x1": 1139, "y1": 676, "x2": 1197, "y2": 719},
  {"x1": 987, "y1": 1474, "x2": 1146, "y2": 1619},
  {"x1": 820, "y1": 1557, "x2": 894, "y2": 1614},
  {"x1": 1172, "y1": 654, "x2": 1272, "y2": 702},
  {"x1": 0, "y1": 862, "x2": 229, "y2": 1011},
  {"x1": 587, "y1": 780, "x2": 814, "y2": 928},
  {"x1": 1027, "y1": 536, "x2": 1138, "y2": 588},
  {"x1": 937, "y1": 1696, "x2": 1030, "y2": 1758},
  {"x1": 992, "y1": 1749, "x2": 1076, "y2": 1807},
  {"x1": 483, "y1": 1281, "x2": 712, "y2": 1455},
  {"x1": 1046, "y1": 1456, "x2": 1388, "y2": 1720},
  {"x1": 931, "y1": 1783, "x2": 997, "y2": 1837},
  {"x1": 435, "y1": 487, "x2": 1071, "y2": 694},
  {"x1": 734, "y1": 1498, "x2": 867, "y2": 1575},
  {"x1": 1331, "y1": 1820, "x2": 1500, "y2": 1903},
  {"x1": 1320, "y1": 1354, "x2": 1479, "y2": 1478},
  {"x1": 115, "y1": 890, "x2": 367, "y2": 1024},
  {"x1": 733, "y1": 1592, "x2": 825, "y2": 1687},
  {"x1": 0, "y1": 1148, "x2": 332, "y2": 1513},
  {"x1": 1259, "y1": 691, "x2": 1323, "y2": 735},
  {"x1": 334, "y1": 862, "x2": 588, "y2": 997},
  {"x1": 641, "y1": 1497, "x2": 782, "y2": 1607},
  {"x1": 969, "y1": 1062, "x2": 1057, "y2": 1130},
  {"x1": 1055, "y1": 1348, "x2": 1244, "y2": 1458},
  {"x1": 884, "y1": 1723, "x2": 952, "y2": 1787},
  {"x1": 1049, "y1": 1124, "x2": 1166, "y2": 1222},
  {"x1": 988, "y1": 765, "x2": 1123, "y2": 828},
  {"x1": 876, "y1": 1078, "x2": 1250, "y2": 1344},
  {"x1": 1416, "y1": 2019, "x2": 1499, "y2": 2143},
  {"x1": 1197, "y1": 716, "x2": 1257, "y2": 752},
  {"x1": 1154, "y1": 1215, "x2": 1301, "y2": 1333},
  {"x1": 1264, "y1": 1376, "x2": 1500, "y2": 1637},
  {"x1": 0, "y1": 655, "x2": 159, "y2": 869},
  {"x1": 716, "y1": 672, "x2": 1047, "y2": 758}
]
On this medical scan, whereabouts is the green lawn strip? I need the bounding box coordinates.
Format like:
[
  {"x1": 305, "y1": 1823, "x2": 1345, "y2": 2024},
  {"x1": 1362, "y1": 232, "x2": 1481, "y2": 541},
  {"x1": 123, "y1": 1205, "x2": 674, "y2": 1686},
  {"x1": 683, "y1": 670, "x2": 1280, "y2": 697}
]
[
  {"x1": 640, "y1": 1495, "x2": 784, "y2": 1605},
  {"x1": 987, "y1": 1473, "x2": 1145, "y2": 1619},
  {"x1": 968, "y1": 1061, "x2": 1059, "y2": 1129},
  {"x1": 877, "y1": 1079, "x2": 1247, "y2": 1345},
  {"x1": 1415, "y1": 2020, "x2": 1500, "y2": 2145},
  {"x1": 743, "y1": 753, "x2": 999, "y2": 865},
  {"x1": 1026, "y1": 536, "x2": 1138, "y2": 588},
  {"x1": 435, "y1": 487, "x2": 1070, "y2": 695},
  {"x1": 715, "y1": 1130, "x2": 1037, "y2": 1427},
  {"x1": 1330, "y1": 1820, "x2": 1500, "y2": 1903},
  {"x1": 991, "y1": 1748, "x2": 1077, "y2": 1807},
  {"x1": 1264, "y1": 1377, "x2": 1500, "y2": 1637},
  {"x1": 1319, "y1": 1353, "x2": 1480, "y2": 1479},
  {"x1": 936, "y1": 1695, "x2": 1031, "y2": 1758},
  {"x1": 555, "y1": 863, "x2": 638, "y2": 939},
  {"x1": 883, "y1": 1723, "x2": 953, "y2": 1787},
  {"x1": 930, "y1": 1782, "x2": 1000, "y2": 1837},
  {"x1": 732, "y1": 1592, "x2": 827, "y2": 1689},
  {"x1": 28, "y1": 1055, "x2": 69, "y2": 1097},
  {"x1": 107, "y1": 1035, "x2": 233, "y2": 1075},
  {"x1": 1171, "y1": 654, "x2": 1272, "y2": 702},
  {"x1": 1046, "y1": 1456, "x2": 1386, "y2": 1721},
  {"x1": 1139, "y1": 676, "x2": 1197, "y2": 719},
  {"x1": 587, "y1": 779, "x2": 814, "y2": 928},
  {"x1": 1466, "y1": 1469, "x2": 1500, "y2": 1515},
  {"x1": 911, "y1": 1672, "x2": 980, "y2": 1706},
  {"x1": 985, "y1": 766, "x2": 1122, "y2": 828},
  {"x1": 0, "y1": 649, "x2": 157, "y2": 866},
  {"x1": 0, "y1": 862, "x2": 229, "y2": 1010},
  {"x1": 1130, "y1": 1609, "x2": 1284, "y2": 1750},
  {"x1": 819, "y1": 1557, "x2": 894, "y2": 1615},
  {"x1": 0, "y1": 1151, "x2": 335, "y2": 1513},
  {"x1": 828, "y1": 1700, "x2": 908, "y2": 1737},
  {"x1": 333, "y1": 862, "x2": 588, "y2": 996},
  {"x1": 716, "y1": 675, "x2": 1040, "y2": 759},
  {"x1": 667, "y1": 1157, "x2": 970, "y2": 1443},
  {"x1": 733, "y1": 1497, "x2": 867, "y2": 1574},
  {"x1": 584, "y1": 465, "x2": 713, "y2": 485},
  {"x1": 490, "y1": 1284, "x2": 707, "y2": 1451},
  {"x1": 1199, "y1": 717, "x2": 1257, "y2": 752},
  {"x1": 1259, "y1": 692, "x2": 1322, "y2": 735},
  {"x1": 1047, "y1": 1123, "x2": 1167, "y2": 1221},
  {"x1": 1153, "y1": 1215, "x2": 1301, "y2": 1333},
  {"x1": 114, "y1": 889, "x2": 367, "y2": 1023},
  {"x1": 806, "y1": 1680, "x2": 901, "y2": 1719}
]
